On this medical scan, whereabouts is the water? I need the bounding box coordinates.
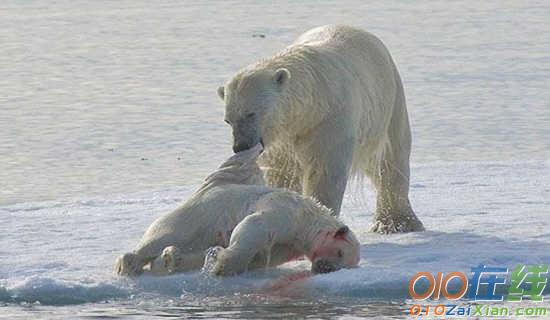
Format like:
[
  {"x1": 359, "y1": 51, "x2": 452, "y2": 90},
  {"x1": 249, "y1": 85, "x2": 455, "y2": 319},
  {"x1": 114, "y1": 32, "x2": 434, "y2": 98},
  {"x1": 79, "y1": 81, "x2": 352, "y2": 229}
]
[
  {"x1": 2, "y1": 0, "x2": 549, "y2": 205},
  {"x1": 1, "y1": 1, "x2": 549, "y2": 318}
]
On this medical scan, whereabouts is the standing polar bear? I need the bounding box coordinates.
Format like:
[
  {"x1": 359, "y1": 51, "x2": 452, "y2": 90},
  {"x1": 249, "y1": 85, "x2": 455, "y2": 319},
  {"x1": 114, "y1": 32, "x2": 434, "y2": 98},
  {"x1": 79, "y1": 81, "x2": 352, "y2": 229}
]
[
  {"x1": 218, "y1": 25, "x2": 423, "y2": 233},
  {"x1": 114, "y1": 144, "x2": 360, "y2": 277}
]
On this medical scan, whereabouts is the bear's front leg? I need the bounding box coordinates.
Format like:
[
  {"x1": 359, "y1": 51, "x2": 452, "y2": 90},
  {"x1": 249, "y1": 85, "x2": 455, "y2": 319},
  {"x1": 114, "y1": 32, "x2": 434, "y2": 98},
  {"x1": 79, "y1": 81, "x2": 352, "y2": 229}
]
[
  {"x1": 210, "y1": 247, "x2": 252, "y2": 276},
  {"x1": 247, "y1": 244, "x2": 303, "y2": 270},
  {"x1": 150, "y1": 246, "x2": 180, "y2": 275},
  {"x1": 209, "y1": 211, "x2": 292, "y2": 276},
  {"x1": 301, "y1": 135, "x2": 354, "y2": 216}
]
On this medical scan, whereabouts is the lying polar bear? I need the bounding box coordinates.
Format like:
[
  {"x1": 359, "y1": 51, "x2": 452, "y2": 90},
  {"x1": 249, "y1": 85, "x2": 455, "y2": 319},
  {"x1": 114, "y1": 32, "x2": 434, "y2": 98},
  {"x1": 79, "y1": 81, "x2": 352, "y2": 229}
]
[{"x1": 114, "y1": 144, "x2": 360, "y2": 277}]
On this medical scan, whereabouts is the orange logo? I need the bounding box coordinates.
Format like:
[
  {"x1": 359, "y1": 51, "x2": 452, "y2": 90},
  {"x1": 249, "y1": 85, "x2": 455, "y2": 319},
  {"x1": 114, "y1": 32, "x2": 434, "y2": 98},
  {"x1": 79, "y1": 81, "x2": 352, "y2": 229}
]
[{"x1": 409, "y1": 271, "x2": 468, "y2": 300}]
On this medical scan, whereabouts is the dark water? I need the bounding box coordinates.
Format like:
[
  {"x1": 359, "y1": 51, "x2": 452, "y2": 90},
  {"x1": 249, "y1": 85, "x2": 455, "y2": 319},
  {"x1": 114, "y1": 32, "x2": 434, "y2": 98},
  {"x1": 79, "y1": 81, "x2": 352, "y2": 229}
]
[
  {"x1": 3, "y1": 297, "x2": 409, "y2": 319},
  {"x1": 2, "y1": 0, "x2": 549, "y2": 205}
]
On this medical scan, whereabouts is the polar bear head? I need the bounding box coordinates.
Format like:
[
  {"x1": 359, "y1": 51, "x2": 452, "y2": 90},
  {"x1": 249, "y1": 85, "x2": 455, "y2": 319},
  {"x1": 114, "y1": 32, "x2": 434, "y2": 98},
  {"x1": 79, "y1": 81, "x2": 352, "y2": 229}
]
[
  {"x1": 218, "y1": 67, "x2": 291, "y2": 153},
  {"x1": 309, "y1": 226, "x2": 361, "y2": 274}
]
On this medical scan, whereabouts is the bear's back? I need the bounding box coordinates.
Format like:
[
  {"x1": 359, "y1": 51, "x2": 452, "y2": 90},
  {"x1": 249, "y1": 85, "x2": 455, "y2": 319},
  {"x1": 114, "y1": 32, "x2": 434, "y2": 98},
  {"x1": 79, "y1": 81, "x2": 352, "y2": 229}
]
[
  {"x1": 134, "y1": 184, "x2": 274, "y2": 257},
  {"x1": 293, "y1": 24, "x2": 386, "y2": 53}
]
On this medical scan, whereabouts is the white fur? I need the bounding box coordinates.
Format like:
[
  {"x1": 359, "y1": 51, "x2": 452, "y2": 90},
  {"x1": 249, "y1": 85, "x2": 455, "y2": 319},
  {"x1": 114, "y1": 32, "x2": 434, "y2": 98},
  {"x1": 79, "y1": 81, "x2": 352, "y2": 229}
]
[
  {"x1": 114, "y1": 144, "x2": 359, "y2": 276},
  {"x1": 220, "y1": 25, "x2": 424, "y2": 233}
]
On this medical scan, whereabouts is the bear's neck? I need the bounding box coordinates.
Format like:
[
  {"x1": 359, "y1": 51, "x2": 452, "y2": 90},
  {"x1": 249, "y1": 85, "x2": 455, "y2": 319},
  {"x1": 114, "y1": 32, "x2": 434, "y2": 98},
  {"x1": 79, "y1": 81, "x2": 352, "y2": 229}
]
[
  {"x1": 276, "y1": 84, "x2": 328, "y2": 137},
  {"x1": 262, "y1": 51, "x2": 331, "y2": 135},
  {"x1": 303, "y1": 230, "x2": 333, "y2": 261},
  {"x1": 298, "y1": 201, "x2": 340, "y2": 259}
]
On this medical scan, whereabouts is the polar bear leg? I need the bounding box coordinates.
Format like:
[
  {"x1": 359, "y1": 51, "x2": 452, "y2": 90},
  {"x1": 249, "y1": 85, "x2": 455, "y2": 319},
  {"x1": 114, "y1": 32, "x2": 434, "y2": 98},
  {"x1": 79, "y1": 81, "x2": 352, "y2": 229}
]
[
  {"x1": 370, "y1": 79, "x2": 424, "y2": 233},
  {"x1": 301, "y1": 135, "x2": 354, "y2": 216},
  {"x1": 208, "y1": 244, "x2": 299, "y2": 275},
  {"x1": 149, "y1": 246, "x2": 178, "y2": 275},
  {"x1": 247, "y1": 244, "x2": 302, "y2": 270},
  {"x1": 211, "y1": 210, "x2": 293, "y2": 276},
  {"x1": 150, "y1": 246, "x2": 206, "y2": 275}
]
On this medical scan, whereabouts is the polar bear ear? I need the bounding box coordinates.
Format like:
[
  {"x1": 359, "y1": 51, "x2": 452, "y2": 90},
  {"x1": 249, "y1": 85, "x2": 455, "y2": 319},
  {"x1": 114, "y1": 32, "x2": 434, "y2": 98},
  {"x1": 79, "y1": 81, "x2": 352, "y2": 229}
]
[
  {"x1": 335, "y1": 226, "x2": 349, "y2": 238},
  {"x1": 217, "y1": 86, "x2": 225, "y2": 100},
  {"x1": 274, "y1": 68, "x2": 291, "y2": 86}
]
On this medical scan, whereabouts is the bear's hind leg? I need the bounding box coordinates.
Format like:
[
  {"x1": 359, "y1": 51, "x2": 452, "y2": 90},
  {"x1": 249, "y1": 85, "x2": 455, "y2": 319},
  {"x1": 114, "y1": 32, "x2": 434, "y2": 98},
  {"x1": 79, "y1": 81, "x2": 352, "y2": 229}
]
[
  {"x1": 369, "y1": 81, "x2": 424, "y2": 233},
  {"x1": 369, "y1": 154, "x2": 424, "y2": 234}
]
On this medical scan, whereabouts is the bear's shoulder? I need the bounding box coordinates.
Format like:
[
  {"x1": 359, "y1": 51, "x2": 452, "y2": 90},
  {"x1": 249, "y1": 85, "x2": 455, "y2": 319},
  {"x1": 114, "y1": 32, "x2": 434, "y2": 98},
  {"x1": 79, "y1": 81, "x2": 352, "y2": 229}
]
[{"x1": 293, "y1": 24, "x2": 378, "y2": 47}]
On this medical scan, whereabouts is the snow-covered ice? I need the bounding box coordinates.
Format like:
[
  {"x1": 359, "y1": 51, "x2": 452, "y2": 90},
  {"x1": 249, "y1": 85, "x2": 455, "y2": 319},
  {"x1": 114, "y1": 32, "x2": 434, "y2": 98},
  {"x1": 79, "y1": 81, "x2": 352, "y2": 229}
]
[{"x1": 1, "y1": 161, "x2": 549, "y2": 317}]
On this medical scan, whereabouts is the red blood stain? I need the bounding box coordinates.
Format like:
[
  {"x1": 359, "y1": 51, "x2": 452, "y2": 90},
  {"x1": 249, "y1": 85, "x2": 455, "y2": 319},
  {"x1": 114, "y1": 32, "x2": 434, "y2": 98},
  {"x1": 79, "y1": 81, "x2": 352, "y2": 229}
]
[{"x1": 266, "y1": 270, "x2": 312, "y2": 293}]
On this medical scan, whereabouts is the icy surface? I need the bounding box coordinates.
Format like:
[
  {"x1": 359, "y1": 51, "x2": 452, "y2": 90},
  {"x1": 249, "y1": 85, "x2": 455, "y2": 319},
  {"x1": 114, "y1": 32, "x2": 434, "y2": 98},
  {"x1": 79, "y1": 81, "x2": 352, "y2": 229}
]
[{"x1": 1, "y1": 162, "x2": 549, "y2": 317}]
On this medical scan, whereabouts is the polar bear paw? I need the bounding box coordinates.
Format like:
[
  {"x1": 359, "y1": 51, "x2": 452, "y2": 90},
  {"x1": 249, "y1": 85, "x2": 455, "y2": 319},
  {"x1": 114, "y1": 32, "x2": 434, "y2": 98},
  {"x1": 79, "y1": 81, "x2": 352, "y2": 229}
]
[
  {"x1": 161, "y1": 245, "x2": 181, "y2": 271},
  {"x1": 202, "y1": 246, "x2": 224, "y2": 274},
  {"x1": 150, "y1": 245, "x2": 181, "y2": 275},
  {"x1": 204, "y1": 247, "x2": 245, "y2": 276},
  {"x1": 370, "y1": 211, "x2": 425, "y2": 234}
]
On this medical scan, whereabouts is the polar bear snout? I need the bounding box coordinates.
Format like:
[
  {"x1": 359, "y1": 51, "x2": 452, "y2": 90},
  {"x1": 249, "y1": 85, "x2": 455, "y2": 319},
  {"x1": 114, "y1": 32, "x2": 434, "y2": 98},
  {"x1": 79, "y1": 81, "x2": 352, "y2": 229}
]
[
  {"x1": 311, "y1": 259, "x2": 340, "y2": 274},
  {"x1": 231, "y1": 118, "x2": 263, "y2": 153},
  {"x1": 233, "y1": 140, "x2": 258, "y2": 153},
  {"x1": 232, "y1": 134, "x2": 262, "y2": 153},
  {"x1": 233, "y1": 138, "x2": 264, "y2": 154},
  {"x1": 309, "y1": 226, "x2": 361, "y2": 274}
]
